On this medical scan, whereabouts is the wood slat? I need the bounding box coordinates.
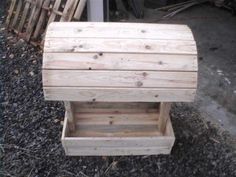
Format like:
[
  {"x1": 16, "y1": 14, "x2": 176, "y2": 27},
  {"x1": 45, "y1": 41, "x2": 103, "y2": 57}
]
[
  {"x1": 44, "y1": 87, "x2": 196, "y2": 102},
  {"x1": 60, "y1": 0, "x2": 79, "y2": 22},
  {"x1": 46, "y1": 22, "x2": 194, "y2": 40},
  {"x1": 25, "y1": 0, "x2": 44, "y2": 41},
  {"x1": 71, "y1": 124, "x2": 161, "y2": 137},
  {"x1": 6, "y1": 0, "x2": 17, "y2": 27},
  {"x1": 73, "y1": 0, "x2": 87, "y2": 20},
  {"x1": 33, "y1": 0, "x2": 51, "y2": 39},
  {"x1": 18, "y1": 0, "x2": 31, "y2": 32},
  {"x1": 43, "y1": 70, "x2": 197, "y2": 88},
  {"x1": 11, "y1": 0, "x2": 23, "y2": 28},
  {"x1": 47, "y1": 0, "x2": 61, "y2": 26},
  {"x1": 75, "y1": 112, "x2": 159, "y2": 125},
  {"x1": 44, "y1": 38, "x2": 197, "y2": 54},
  {"x1": 43, "y1": 53, "x2": 197, "y2": 71},
  {"x1": 65, "y1": 146, "x2": 171, "y2": 156}
]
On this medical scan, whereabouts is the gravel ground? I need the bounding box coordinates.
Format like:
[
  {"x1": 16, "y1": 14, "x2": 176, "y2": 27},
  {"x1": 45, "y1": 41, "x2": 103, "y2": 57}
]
[{"x1": 1, "y1": 3, "x2": 236, "y2": 177}]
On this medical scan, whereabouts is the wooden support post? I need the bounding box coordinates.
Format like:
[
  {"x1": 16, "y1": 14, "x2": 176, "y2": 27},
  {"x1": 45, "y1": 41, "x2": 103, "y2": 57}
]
[
  {"x1": 64, "y1": 101, "x2": 75, "y2": 132},
  {"x1": 159, "y1": 102, "x2": 172, "y2": 134}
]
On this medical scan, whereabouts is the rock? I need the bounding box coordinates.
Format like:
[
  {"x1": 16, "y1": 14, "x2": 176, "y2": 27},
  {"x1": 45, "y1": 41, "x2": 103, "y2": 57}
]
[{"x1": 9, "y1": 54, "x2": 14, "y2": 59}]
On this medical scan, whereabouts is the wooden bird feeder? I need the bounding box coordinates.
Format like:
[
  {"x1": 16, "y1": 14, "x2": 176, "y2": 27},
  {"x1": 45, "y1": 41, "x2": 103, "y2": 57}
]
[{"x1": 43, "y1": 22, "x2": 198, "y2": 156}]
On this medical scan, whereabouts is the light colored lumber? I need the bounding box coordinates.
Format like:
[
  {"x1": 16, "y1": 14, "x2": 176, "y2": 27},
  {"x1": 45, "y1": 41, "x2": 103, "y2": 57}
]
[
  {"x1": 43, "y1": 53, "x2": 197, "y2": 71},
  {"x1": 46, "y1": 22, "x2": 193, "y2": 40},
  {"x1": 75, "y1": 112, "x2": 159, "y2": 125},
  {"x1": 47, "y1": 0, "x2": 61, "y2": 26},
  {"x1": 70, "y1": 124, "x2": 161, "y2": 137},
  {"x1": 44, "y1": 87, "x2": 196, "y2": 102},
  {"x1": 63, "y1": 136, "x2": 174, "y2": 147},
  {"x1": 43, "y1": 70, "x2": 197, "y2": 88},
  {"x1": 61, "y1": 114, "x2": 175, "y2": 156},
  {"x1": 44, "y1": 38, "x2": 197, "y2": 54},
  {"x1": 64, "y1": 102, "x2": 75, "y2": 132},
  {"x1": 73, "y1": 0, "x2": 87, "y2": 20},
  {"x1": 65, "y1": 146, "x2": 171, "y2": 156},
  {"x1": 159, "y1": 102, "x2": 172, "y2": 133}
]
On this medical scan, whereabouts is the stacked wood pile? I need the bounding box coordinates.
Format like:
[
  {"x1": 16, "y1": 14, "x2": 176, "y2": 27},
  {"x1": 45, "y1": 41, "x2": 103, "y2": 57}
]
[
  {"x1": 6, "y1": 0, "x2": 87, "y2": 47},
  {"x1": 43, "y1": 22, "x2": 198, "y2": 156}
]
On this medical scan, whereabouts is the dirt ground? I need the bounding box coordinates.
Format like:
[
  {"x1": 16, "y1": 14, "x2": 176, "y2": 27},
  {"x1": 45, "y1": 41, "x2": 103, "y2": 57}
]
[{"x1": 1, "y1": 1, "x2": 236, "y2": 177}]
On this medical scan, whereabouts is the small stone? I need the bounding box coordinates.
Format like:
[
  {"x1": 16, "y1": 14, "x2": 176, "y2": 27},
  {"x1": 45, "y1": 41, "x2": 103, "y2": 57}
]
[
  {"x1": 54, "y1": 119, "x2": 60, "y2": 123},
  {"x1": 2, "y1": 55, "x2": 6, "y2": 59},
  {"x1": 9, "y1": 54, "x2": 14, "y2": 59},
  {"x1": 29, "y1": 71, "x2": 34, "y2": 76},
  {"x1": 14, "y1": 69, "x2": 19, "y2": 74}
]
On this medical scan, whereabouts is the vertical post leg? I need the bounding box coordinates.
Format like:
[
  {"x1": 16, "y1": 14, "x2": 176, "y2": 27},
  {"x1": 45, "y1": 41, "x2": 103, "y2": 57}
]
[
  {"x1": 159, "y1": 102, "x2": 172, "y2": 134},
  {"x1": 64, "y1": 101, "x2": 75, "y2": 132}
]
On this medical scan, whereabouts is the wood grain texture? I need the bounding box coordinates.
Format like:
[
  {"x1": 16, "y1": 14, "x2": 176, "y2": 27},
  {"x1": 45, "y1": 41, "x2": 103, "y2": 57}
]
[
  {"x1": 43, "y1": 70, "x2": 197, "y2": 88},
  {"x1": 44, "y1": 87, "x2": 196, "y2": 102},
  {"x1": 43, "y1": 53, "x2": 197, "y2": 71},
  {"x1": 61, "y1": 113, "x2": 175, "y2": 156},
  {"x1": 44, "y1": 38, "x2": 197, "y2": 54},
  {"x1": 46, "y1": 22, "x2": 194, "y2": 40},
  {"x1": 25, "y1": 0, "x2": 44, "y2": 41}
]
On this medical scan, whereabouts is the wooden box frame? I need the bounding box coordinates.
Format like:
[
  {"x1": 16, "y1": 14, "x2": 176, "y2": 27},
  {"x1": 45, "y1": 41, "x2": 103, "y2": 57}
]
[{"x1": 61, "y1": 102, "x2": 175, "y2": 156}]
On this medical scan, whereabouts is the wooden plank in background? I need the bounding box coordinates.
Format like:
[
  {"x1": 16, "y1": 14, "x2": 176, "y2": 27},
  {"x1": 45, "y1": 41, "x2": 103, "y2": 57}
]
[
  {"x1": 6, "y1": 0, "x2": 17, "y2": 27},
  {"x1": 47, "y1": 0, "x2": 62, "y2": 26},
  {"x1": 43, "y1": 53, "x2": 198, "y2": 71},
  {"x1": 25, "y1": 0, "x2": 44, "y2": 41},
  {"x1": 44, "y1": 87, "x2": 196, "y2": 102},
  {"x1": 73, "y1": 0, "x2": 87, "y2": 20},
  {"x1": 60, "y1": 0, "x2": 79, "y2": 22},
  {"x1": 46, "y1": 22, "x2": 194, "y2": 40},
  {"x1": 43, "y1": 70, "x2": 197, "y2": 88},
  {"x1": 44, "y1": 38, "x2": 197, "y2": 54},
  {"x1": 18, "y1": 0, "x2": 31, "y2": 32},
  {"x1": 33, "y1": 0, "x2": 51, "y2": 39},
  {"x1": 11, "y1": 0, "x2": 23, "y2": 29}
]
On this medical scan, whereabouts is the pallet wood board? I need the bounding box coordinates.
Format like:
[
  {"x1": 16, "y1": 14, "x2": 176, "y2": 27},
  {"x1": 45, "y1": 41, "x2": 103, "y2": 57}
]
[{"x1": 6, "y1": 0, "x2": 87, "y2": 46}]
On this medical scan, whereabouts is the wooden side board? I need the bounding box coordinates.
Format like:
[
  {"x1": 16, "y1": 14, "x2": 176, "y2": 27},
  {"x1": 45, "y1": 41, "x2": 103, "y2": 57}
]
[
  {"x1": 44, "y1": 38, "x2": 197, "y2": 54},
  {"x1": 43, "y1": 70, "x2": 197, "y2": 88},
  {"x1": 44, "y1": 87, "x2": 196, "y2": 102},
  {"x1": 43, "y1": 53, "x2": 197, "y2": 71},
  {"x1": 62, "y1": 112, "x2": 175, "y2": 156},
  {"x1": 46, "y1": 22, "x2": 194, "y2": 41}
]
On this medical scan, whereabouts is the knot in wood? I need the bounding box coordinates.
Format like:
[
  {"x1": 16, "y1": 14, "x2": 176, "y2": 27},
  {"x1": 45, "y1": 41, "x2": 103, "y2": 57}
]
[
  {"x1": 145, "y1": 45, "x2": 151, "y2": 50},
  {"x1": 136, "y1": 81, "x2": 143, "y2": 87}
]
